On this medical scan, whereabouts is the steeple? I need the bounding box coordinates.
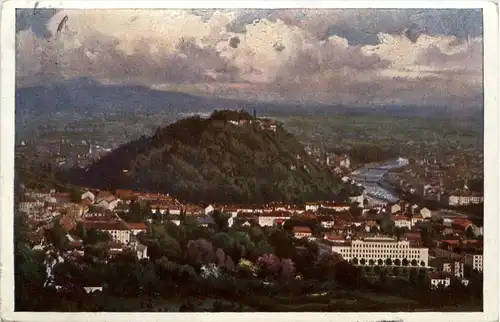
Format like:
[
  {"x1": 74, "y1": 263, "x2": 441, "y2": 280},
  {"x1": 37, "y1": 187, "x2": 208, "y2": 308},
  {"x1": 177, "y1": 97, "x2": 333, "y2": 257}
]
[{"x1": 253, "y1": 108, "x2": 257, "y2": 118}]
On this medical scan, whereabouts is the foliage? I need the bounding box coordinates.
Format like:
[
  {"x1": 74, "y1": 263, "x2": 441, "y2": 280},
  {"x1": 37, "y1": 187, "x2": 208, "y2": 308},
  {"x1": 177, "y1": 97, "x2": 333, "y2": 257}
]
[
  {"x1": 71, "y1": 111, "x2": 352, "y2": 204},
  {"x1": 186, "y1": 239, "x2": 216, "y2": 266}
]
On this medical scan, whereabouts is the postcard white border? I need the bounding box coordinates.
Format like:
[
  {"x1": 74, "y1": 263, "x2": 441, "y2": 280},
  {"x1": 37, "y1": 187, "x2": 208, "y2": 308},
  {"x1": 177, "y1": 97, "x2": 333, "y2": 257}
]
[{"x1": 1, "y1": 1, "x2": 498, "y2": 322}]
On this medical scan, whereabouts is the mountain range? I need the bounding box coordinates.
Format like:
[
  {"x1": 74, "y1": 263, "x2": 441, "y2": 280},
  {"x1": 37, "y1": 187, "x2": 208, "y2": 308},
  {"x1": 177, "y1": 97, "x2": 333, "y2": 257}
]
[{"x1": 15, "y1": 78, "x2": 483, "y2": 132}]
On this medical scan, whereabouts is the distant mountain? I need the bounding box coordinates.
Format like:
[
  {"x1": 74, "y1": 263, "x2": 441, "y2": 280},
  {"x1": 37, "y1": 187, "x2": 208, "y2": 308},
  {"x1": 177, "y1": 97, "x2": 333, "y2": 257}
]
[
  {"x1": 15, "y1": 78, "x2": 483, "y2": 131},
  {"x1": 61, "y1": 110, "x2": 358, "y2": 204}
]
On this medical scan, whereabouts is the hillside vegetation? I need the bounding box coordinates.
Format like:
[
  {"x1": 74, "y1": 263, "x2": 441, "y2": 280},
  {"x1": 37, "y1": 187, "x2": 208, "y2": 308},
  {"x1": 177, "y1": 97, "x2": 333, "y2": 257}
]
[{"x1": 66, "y1": 110, "x2": 356, "y2": 204}]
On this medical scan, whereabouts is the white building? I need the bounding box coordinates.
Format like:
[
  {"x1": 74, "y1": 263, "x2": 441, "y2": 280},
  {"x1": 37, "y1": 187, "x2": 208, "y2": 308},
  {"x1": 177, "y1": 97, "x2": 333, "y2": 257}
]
[
  {"x1": 82, "y1": 221, "x2": 131, "y2": 244},
  {"x1": 204, "y1": 205, "x2": 215, "y2": 215},
  {"x1": 464, "y1": 253, "x2": 483, "y2": 272},
  {"x1": 81, "y1": 191, "x2": 96, "y2": 203},
  {"x1": 448, "y1": 194, "x2": 484, "y2": 206},
  {"x1": 304, "y1": 203, "x2": 320, "y2": 212},
  {"x1": 443, "y1": 261, "x2": 465, "y2": 278},
  {"x1": 393, "y1": 216, "x2": 412, "y2": 229},
  {"x1": 430, "y1": 277, "x2": 451, "y2": 289},
  {"x1": 420, "y1": 207, "x2": 432, "y2": 218},
  {"x1": 317, "y1": 236, "x2": 429, "y2": 267},
  {"x1": 258, "y1": 213, "x2": 291, "y2": 227},
  {"x1": 96, "y1": 197, "x2": 120, "y2": 211},
  {"x1": 390, "y1": 203, "x2": 402, "y2": 214},
  {"x1": 411, "y1": 214, "x2": 426, "y2": 227}
]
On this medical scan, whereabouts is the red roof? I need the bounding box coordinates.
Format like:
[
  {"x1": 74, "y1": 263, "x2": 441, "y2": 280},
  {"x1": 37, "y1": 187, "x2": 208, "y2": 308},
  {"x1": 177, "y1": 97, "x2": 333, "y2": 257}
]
[
  {"x1": 293, "y1": 226, "x2": 312, "y2": 233},
  {"x1": 126, "y1": 222, "x2": 148, "y2": 230},
  {"x1": 452, "y1": 218, "x2": 473, "y2": 228},
  {"x1": 441, "y1": 240, "x2": 460, "y2": 245},
  {"x1": 81, "y1": 220, "x2": 128, "y2": 231},
  {"x1": 326, "y1": 235, "x2": 345, "y2": 241}
]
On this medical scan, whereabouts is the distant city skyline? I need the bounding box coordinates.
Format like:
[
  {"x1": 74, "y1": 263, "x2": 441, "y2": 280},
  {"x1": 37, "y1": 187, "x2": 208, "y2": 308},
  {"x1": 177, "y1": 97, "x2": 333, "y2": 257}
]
[{"x1": 16, "y1": 8, "x2": 483, "y2": 108}]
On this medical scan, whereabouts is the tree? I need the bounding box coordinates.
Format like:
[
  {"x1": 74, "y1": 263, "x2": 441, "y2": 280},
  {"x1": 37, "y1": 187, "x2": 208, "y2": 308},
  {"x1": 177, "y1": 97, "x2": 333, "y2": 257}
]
[
  {"x1": 370, "y1": 226, "x2": 380, "y2": 234},
  {"x1": 257, "y1": 253, "x2": 281, "y2": 278},
  {"x1": 360, "y1": 258, "x2": 366, "y2": 266},
  {"x1": 84, "y1": 228, "x2": 111, "y2": 245},
  {"x1": 379, "y1": 269, "x2": 388, "y2": 284},
  {"x1": 46, "y1": 221, "x2": 68, "y2": 251},
  {"x1": 402, "y1": 258, "x2": 409, "y2": 266},
  {"x1": 368, "y1": 259, "x2": 375, "y2": 266},
  {"x1": 352, "y1": 257, "x2": 359, "y2": 265},
  {"x1": 466, "y1": 226, "x2": 475, "y2": 239},
  {"x1": 394, "y1": 258, "x2": 401, "y2": 266},
  {"x1": 280, "y1": 258, "x2": 296, "y2": 279},
  {"x1": 385, "y1": 258, "x2": 392, "y2": 266},
  {"x1": 334, "y1": 261, "x2": 361, "y2": 287},
  {"x1": 411, "y1": 259, "x2": 418, "y2": 266},
  {"x1": 211, "y1": 210, "x2": 231, "y2": 231},
  {"x1": 420, "y1": 261, "x2": 426, "y2": 267},
  {"x1": 69, "y1": 187, "x2": 82, "y2": 203},
  {"x1": 186, "y1": 238, "x2": 215, "y2": 266},
  {"x1": 377, "y1": 259, "x2": 383, "y2": 266}
]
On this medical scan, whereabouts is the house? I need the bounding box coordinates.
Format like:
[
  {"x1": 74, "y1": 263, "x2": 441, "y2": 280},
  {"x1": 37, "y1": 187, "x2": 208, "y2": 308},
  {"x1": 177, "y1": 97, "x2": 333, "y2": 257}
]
[
  {"x1": 410, "y1": 204, "x2": 419, "y2": 214},
  {"x1": 349, "y1": 194, "x2": 364, "y2": 206},
  {"x1": 196, "y1": 216, "x2": 215, "y2": 227},
  {"x1": 403, "y1": 231, "x2": 422, "y2": 246},
  {"x1": 293, "y1": 226, "x2": 312, "y2": 239},
  {"x1": 184, "y1": 204, "x2": 203, "y2": 215},
  {"x1": 81, "y1": 220, "x2": 131, "y2": 244},
  {"x1": 324, "y1": 234, "x2": 346, "y2": 244},
  {"x1": 125, "y1": 222, "x2": 148, "y2": 236},
  {"x1": 257, "y1": 211, "x2": 291, "y2": 227},
  {"x1": 420, "y1": 207, "x2": 432, "y2": 218},
  {"x1": 97, "y1": 195, "x2": 119, "y2": 211},
  {"x1": 429, "y1": 273, "x2": 451, "y2": 289},
  {"x1": 411, "y1": 214, "x2": 425, "y2": 227},
  {"x1": 463, "y1": 252, "x2": 483, "y2": 272},
  {"x1": 305, "y1": 202, "x2": 320, "y2": 212},
  {"x1": 392, "y1": 215, "x2": 412, "y2": 229},
  {"x1": 166, "y1": 214, "x2": 181, "y2": 226},
  {"x1": 317, "y1": 215, "x2": 336, "y2": 228},
  {"x1": 448, "y1": 191, "x2": 484, "y2": 206},
  {"x1": 389, "y1": 203, "x2": 402, "y2": 214},
  {"x1": 451, "y1": 219, "x2": 473, "y2": 232},
  {"x1": 81, "y1": 191, "x2": 95, "y2": 203},
  {"x1": 80, "y1": 197, "x2": 94, "y2": 208},
  {"x1": 134, "y1": 243, "x2": 148, "y2": 260},
  {"x1": 321, "y1": 202, "x2": 351, "y2": 212},
  {"x1": 204, "y1": 205, "x2": 215, "y2": 215},
  {"x1": 83, "y1": 286, "x2": 103, "y2": 294}
]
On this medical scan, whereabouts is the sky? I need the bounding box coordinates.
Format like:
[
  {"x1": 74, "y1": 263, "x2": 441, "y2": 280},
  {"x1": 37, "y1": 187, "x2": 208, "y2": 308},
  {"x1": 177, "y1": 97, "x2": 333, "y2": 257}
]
[{"x1": 16, "y1": 8, "x2": 483, "y2": 108}]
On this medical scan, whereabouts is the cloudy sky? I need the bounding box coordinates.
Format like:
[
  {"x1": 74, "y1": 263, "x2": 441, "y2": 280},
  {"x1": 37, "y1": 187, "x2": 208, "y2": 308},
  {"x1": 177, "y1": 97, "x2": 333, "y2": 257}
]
[{"x1": 16, "y1": 8, "x2": 483, "y2": 108}]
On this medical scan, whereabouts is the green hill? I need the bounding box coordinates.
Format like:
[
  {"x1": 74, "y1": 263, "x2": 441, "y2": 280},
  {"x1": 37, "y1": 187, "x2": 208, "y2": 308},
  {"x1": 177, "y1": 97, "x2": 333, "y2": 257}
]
[{"x1": 66, "y1": 110, "x2": 356, "y2": 204}]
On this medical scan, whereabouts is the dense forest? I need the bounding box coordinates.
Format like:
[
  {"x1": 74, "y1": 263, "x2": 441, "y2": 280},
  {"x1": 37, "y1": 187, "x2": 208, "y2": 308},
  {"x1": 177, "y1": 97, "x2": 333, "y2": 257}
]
[{"x1": 61, "y1": 110, "x2": 359, "y2": 204}]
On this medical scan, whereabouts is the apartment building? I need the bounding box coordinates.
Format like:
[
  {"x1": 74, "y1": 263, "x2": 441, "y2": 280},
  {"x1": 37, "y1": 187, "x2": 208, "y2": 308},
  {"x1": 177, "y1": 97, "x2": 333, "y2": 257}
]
[
  {"x1": 317, "y1": 236, "x2": 429, "y2": 267},
  {"x1": 81, "y1": 221, "x2": 131, "y2": 244},
  {"x1": 463, "y1": 253, "x2": 483, "y2": 272}
]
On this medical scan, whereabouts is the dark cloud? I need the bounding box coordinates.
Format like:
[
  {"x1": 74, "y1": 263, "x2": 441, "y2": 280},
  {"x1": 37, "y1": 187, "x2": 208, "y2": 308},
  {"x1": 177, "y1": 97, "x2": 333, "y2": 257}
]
[{"x1": 229, "y1": 36, "x2": 240, "y2": 48}]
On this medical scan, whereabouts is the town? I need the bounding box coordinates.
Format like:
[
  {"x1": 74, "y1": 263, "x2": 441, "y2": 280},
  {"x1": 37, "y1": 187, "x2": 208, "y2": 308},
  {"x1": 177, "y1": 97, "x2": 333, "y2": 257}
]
[{"x1": 16, "y1": 157, "x2": 484, "y2": 302}]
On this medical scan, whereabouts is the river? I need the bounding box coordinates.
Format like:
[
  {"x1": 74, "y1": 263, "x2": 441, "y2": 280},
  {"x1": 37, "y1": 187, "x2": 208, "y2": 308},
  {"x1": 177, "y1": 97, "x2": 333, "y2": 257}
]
[{"x1": 351, "y1": 158, "x2": 408, "y2": 204}]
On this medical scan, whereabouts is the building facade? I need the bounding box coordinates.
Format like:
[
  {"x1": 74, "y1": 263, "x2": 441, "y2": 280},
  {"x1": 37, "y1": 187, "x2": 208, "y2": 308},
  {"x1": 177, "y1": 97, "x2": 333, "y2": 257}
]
[{"x1": 318, "y1": 236, "x2": 429, "y2": 267}]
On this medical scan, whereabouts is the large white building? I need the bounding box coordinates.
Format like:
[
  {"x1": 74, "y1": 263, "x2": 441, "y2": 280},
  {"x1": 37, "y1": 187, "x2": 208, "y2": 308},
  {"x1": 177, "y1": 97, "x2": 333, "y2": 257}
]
[{"x1": 318, "y1": 236, "x2": 429, "y2": 267}]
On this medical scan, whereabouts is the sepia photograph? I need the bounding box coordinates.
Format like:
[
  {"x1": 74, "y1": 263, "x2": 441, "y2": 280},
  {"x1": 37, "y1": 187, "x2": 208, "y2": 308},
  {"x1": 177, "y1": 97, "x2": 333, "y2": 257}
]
[{"x1": 1, "y1": 1, "x2": 498, "y2": 321}]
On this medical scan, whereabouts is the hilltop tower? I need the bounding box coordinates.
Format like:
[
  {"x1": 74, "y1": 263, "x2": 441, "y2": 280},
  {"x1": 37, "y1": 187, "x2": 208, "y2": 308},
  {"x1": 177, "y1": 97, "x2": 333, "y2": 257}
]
[{"x1": 253, "y1": 108, "x2": 257, "y2": 119}]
